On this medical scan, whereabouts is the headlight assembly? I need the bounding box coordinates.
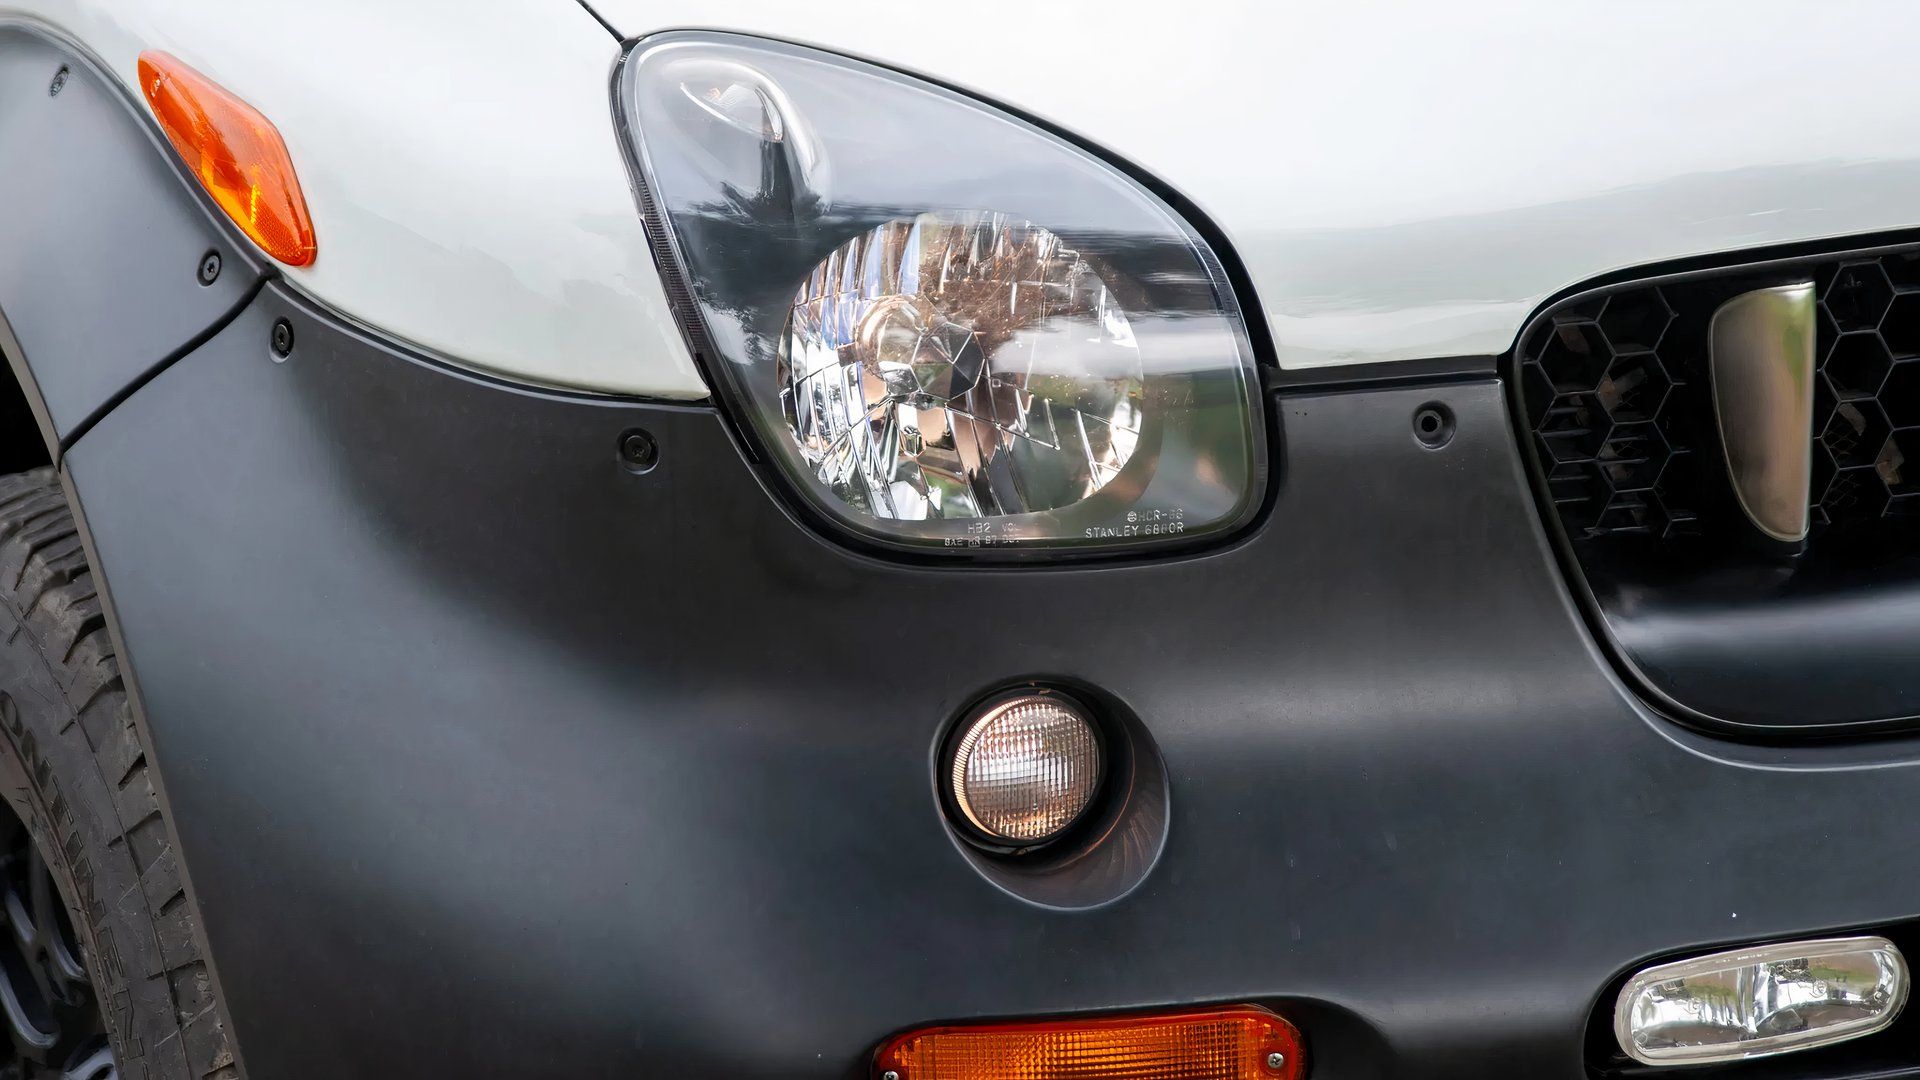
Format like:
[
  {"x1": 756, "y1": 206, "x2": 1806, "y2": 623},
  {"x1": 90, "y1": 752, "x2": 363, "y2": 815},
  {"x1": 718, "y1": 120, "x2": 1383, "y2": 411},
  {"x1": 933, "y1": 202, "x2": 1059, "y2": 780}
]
[{"x1": 617, "y1": 33, "x2": 1265, "y2": 558}]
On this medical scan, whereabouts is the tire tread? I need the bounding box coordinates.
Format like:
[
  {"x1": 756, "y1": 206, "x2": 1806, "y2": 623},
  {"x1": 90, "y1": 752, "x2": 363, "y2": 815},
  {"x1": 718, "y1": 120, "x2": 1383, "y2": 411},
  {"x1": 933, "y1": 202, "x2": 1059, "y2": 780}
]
[{"x1": 0, "y1": 469, "x2": 236, "y2": 1080}]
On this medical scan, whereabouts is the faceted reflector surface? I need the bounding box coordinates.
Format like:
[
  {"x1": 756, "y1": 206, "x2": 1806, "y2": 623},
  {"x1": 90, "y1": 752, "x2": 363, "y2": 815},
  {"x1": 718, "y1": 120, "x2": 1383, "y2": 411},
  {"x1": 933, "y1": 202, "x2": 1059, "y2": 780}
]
[{"x1": 781, "y1": 212, "x2": 1143, "y2": 523}]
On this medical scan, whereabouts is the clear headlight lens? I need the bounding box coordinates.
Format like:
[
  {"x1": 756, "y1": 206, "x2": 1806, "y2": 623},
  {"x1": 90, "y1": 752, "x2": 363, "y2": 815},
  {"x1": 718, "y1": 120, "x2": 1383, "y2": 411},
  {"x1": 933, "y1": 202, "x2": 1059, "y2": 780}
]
[{"x1": 619, "y1": 33, "x2": 1264, "y2": 557}]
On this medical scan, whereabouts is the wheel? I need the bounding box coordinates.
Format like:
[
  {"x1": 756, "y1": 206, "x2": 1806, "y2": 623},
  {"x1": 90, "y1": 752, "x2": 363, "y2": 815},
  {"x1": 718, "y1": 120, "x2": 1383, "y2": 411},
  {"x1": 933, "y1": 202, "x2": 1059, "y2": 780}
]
[{"x1": 0, "y1": 469, "x2": 235, "y2": 1079}]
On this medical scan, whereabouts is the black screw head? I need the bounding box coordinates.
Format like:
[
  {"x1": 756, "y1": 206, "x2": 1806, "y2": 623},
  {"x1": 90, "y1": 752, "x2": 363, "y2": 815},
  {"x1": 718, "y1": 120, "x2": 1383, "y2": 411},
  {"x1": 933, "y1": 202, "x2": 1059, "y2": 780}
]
[
  {"x1": 1413, "y1": 402, "x2": 1455, "y2": 449},
  {"x1": 618, "y1": 429, "x2": 659, "y2": 472},
  {"x1": 48, "y1": 66, "x2": 67, "y2": 97},
  {"x1": 270, "y1": 318, "x2": 295, "y2": 359},
  {"x1": 197, "y1": 251, "x2": 222, "y2": 286}
]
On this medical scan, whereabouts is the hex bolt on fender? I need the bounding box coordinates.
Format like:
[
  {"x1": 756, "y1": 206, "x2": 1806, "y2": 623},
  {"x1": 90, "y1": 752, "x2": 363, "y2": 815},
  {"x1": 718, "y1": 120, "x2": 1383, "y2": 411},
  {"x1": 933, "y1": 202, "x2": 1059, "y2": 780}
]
[
  {"x1": 270, "y1": 318, "x2": 294, "y2": 360},
  {"x1": 618, "y1": 429, "x2": 659, "y2": 473}
]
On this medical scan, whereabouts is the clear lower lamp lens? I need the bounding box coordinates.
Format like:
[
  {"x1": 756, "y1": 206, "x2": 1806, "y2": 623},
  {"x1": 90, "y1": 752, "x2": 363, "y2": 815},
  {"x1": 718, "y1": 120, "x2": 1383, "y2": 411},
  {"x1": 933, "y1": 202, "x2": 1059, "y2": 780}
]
[
  {"x1": 949, "y1": 694, "x2": 1101, "y2": 846},
  {"x1": 620, "y1": 34, "x2": 1264, "y2": 557},
  {"x1": 1615, "y1": 936, "x2": 1908, "y2": 1066}
]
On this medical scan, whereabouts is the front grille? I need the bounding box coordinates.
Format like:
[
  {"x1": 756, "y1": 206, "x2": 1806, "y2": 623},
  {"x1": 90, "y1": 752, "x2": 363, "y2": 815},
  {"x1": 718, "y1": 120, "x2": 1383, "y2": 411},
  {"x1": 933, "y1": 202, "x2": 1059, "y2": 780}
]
[
  {"x1": 1518, "y1": 251, "x2": 1920, "y2": 544},
  {"x1": 1514, "y1": 241, "x2": 1920, "y2": 735}
]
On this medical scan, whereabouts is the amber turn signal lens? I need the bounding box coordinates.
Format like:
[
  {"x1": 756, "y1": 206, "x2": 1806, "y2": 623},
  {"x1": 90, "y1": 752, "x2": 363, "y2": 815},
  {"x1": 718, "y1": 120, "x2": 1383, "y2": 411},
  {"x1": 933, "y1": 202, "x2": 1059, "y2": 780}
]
[
  {"x1": 137, "y1": 51, "x2": 315, "y2": 266},
  {"x1": 874, "y1": 1005, "x2": 1305, "y2": 1080}
]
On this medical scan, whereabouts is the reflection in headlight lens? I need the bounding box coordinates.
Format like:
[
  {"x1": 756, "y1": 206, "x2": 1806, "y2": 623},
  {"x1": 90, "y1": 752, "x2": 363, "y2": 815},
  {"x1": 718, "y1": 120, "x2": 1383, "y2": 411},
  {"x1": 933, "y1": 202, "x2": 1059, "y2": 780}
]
[{"x1": 781, "y1": 212, "x2": 1143, "y2": 523}]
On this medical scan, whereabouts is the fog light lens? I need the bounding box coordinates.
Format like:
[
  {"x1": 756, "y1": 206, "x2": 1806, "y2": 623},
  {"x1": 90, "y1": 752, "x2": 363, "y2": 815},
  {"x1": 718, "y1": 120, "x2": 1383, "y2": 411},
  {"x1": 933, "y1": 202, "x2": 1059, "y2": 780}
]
[
  {"x1": 949, "y1": 694, "x2": 1101, "y2": 846},
  {"x1": 1615, "y1": 935, "x2": 1908, "y2": 1065},
  {"x1": 875, "y1": 1005, "x2": 1304, "y2": 1080}
]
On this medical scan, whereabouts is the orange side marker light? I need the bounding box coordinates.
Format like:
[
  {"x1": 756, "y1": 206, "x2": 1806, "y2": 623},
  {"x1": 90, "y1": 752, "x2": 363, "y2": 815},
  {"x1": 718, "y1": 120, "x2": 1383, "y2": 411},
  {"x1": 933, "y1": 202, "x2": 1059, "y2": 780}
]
[
  {"x1": 874, "y1": 1005, "x2": 1306, "y2": 1080},
  {"x1": 137, "y1": 50, "x2": 315, "y2": 266}
]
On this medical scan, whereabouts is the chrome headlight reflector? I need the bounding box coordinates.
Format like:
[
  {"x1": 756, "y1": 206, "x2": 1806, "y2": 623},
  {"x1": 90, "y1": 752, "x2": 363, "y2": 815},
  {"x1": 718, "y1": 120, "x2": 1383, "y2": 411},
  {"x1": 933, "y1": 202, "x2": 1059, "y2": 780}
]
[{"x1": 618, "y1": 33, "x2": 1264, "y2": 557}]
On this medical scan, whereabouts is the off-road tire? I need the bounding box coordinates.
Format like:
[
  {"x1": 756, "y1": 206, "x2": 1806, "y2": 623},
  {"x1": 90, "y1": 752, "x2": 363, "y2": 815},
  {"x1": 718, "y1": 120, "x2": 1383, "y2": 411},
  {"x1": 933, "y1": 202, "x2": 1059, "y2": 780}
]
[{"x1": 0, "y1": 468, "x2": 235, "y2": 1079}]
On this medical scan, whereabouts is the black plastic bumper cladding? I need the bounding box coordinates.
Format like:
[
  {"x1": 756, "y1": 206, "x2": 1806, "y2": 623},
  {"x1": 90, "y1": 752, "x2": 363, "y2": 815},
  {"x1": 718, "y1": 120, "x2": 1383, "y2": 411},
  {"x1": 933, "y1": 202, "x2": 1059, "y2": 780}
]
[
  {"x1": 0, "y1": 26, "x2": 264, "y2": 448},
  {"x1": 43, "y1": 279, "x2": 1920, "y2": 1078}
]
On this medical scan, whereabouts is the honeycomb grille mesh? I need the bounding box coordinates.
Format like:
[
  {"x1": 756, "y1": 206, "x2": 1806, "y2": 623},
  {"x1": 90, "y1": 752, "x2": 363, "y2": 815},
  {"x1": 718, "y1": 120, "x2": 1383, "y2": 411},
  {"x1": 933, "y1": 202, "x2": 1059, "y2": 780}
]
[{"x1": 1519, "y1": 251, "x2": 1920, "y2": 541}]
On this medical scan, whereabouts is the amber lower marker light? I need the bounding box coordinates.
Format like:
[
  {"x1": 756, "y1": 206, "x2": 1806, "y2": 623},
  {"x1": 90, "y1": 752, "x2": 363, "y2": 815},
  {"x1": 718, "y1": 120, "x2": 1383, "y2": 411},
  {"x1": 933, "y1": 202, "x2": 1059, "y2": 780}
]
[
  {"x1": 138, "y1": 50, "x2": 315, "y2": 266},
  {"x1": 874, "y1": 1006, "x2": 1305, "y2": 1080}
]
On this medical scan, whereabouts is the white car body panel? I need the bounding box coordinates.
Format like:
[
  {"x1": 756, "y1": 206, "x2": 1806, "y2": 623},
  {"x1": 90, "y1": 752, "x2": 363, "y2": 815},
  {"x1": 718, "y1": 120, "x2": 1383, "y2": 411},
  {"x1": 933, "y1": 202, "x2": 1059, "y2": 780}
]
[
  {"x1": 0, "y1": 0, "x2": 708, "y2": 399},
  {"x1": 604, "y1": 0, "x2": 1920, "y2": 371},
  {"x1": 10, "y1": 0, "x2": 1920, "y2": 395}
]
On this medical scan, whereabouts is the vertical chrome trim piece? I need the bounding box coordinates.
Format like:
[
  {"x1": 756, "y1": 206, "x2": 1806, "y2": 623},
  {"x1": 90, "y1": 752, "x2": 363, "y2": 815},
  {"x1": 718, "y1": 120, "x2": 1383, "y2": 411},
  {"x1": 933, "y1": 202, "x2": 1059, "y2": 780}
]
[{"x1": 1709, "y1": 282, "x2": 1816, "y2": 542}]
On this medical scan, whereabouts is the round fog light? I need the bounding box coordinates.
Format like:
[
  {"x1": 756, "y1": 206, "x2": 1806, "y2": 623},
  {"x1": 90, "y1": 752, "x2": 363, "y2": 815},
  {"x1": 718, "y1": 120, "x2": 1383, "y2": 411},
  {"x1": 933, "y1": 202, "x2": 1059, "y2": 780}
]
[{"x1": 949, "y1": 694, "x2": 1102, "y2": 846}]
